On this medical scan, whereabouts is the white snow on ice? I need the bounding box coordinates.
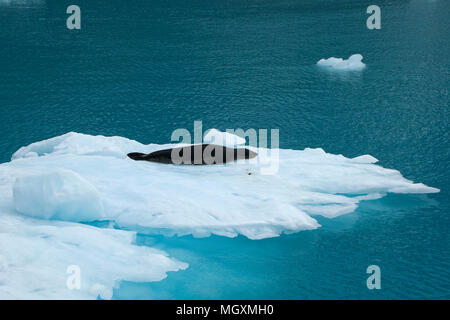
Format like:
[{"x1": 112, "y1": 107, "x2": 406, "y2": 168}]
[
  {"x1": 204, "y1": 129, "x2": 246, "y2": 146},
  {"x1": 317, "y1": 54, "x2": 366, "y2": 70},
  {"x1": 0, "y1": 131, "x2": 439, "y2": 298}
]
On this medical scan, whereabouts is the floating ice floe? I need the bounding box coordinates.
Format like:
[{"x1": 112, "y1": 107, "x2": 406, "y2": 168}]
[
  {"x1": 4, "y1": 132, "x2": 439, "y2": 239},
  {"x1": 317, "y1": 54, "x2": 366, "y2": 70},
  {"x1": 0, "y1": 131, "x2": 439, "y2": 298}
]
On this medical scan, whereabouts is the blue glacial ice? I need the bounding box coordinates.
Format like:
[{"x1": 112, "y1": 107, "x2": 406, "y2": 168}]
[{"x1": 0, "y1": 131, "x2": 439, "y2": 298}]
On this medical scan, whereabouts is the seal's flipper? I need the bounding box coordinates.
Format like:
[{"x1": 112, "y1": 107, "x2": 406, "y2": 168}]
[{"x1": 127, "y1": 152, "x2": 147, "y2": 161}]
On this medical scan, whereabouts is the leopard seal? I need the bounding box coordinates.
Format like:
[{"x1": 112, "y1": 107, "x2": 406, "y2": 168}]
[{"x1": 127, "y1": 144, "x2": 257, "y2": 165}]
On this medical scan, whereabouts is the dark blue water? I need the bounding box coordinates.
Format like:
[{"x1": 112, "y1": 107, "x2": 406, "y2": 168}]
[{"x1": 0, "y1": 0, "x2": 448, "y2": 299}]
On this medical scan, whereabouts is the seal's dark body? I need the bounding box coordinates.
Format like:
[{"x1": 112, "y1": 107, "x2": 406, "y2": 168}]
[{"x1": 127, "y1": 144, "x2": 257, "y2": 165}]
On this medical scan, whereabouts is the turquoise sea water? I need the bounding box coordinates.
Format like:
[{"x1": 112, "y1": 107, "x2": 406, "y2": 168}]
[{"x1": 0, "y1": 0, "x2": 449, "y2": 299}]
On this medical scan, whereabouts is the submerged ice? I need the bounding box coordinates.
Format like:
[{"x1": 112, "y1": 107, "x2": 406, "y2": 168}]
[{"x1": 0, "y1": 132, "x2": 439, "y2": 298}]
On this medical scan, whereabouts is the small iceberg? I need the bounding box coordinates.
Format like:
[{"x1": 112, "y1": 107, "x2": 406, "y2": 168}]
[{"x1": 317, "y1": 54, "x2": 366, "y2": 70}]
